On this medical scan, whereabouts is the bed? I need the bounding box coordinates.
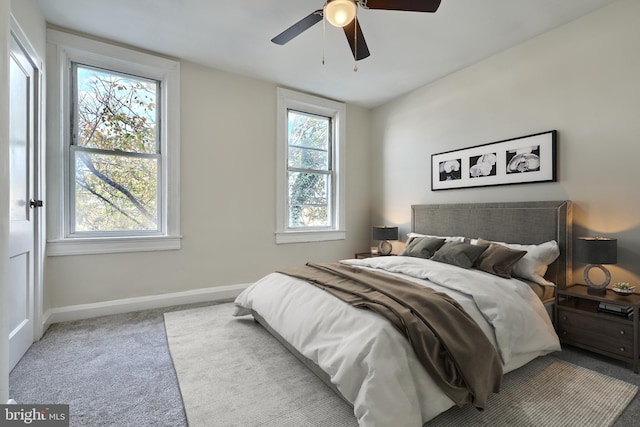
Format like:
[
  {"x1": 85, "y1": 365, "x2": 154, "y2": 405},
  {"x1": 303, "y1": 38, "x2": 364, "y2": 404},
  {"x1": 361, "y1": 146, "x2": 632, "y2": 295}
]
[{"x1": 234, "y1": 200, "x2": 572, "y2": 427}]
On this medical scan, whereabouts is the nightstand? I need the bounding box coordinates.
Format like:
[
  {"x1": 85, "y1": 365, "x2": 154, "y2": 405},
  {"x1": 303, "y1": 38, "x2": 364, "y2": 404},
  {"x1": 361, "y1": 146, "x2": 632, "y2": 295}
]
[
  {"x1": 556, "y1": 284, "x2": 640, "y2": 373},
  {"x1": 355, "y1": 252, "x2": 379, "y2": 259},
  {"x1": 354, "y1": 252, "x2": 396, "y2": 259}
]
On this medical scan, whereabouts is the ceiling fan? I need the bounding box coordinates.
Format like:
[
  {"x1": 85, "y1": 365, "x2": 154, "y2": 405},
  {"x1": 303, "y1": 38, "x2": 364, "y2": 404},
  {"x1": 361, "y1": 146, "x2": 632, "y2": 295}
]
[{"x1": 271, "y1": 0, "x2": 442, "y2": 61}]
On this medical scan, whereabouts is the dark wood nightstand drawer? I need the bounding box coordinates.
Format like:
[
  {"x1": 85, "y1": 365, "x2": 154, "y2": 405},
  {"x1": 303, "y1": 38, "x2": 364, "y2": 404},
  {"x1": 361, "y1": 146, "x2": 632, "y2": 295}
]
[
  {"x1": 557, "y1": 308, "x2": 633, "y2": 357},
  {"x1": 556, "y1": 284, "x2": 640, "y2": 372}
]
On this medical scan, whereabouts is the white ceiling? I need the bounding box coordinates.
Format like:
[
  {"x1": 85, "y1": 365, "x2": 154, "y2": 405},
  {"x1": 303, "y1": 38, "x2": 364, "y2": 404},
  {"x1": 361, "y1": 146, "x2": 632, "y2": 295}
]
[{"x1": 36, "y1": 0, "x2": 615, "y2": 108}]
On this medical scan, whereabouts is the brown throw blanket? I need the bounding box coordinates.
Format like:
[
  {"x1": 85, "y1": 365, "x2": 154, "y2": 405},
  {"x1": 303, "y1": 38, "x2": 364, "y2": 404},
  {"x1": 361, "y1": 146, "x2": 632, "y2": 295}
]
[{"x1": 279, "y1": 262, "x2": 503, "y2": 410}]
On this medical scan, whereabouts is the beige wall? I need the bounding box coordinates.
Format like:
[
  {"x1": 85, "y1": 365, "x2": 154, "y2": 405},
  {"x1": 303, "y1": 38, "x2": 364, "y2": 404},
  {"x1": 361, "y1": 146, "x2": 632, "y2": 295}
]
[
  {"x1": 44, "y1": 61, "x2": 372, "y2": 308},
  {"x1": 10, "y1": 0, "x2": 46, "y2": 56},
  {"x1": 371, "y1": 0, "x2": 640, "y2": 285}
]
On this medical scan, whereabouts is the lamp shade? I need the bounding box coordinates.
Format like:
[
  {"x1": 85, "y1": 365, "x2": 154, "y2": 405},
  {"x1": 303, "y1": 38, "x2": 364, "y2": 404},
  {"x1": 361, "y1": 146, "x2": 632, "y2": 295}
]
[
  {"x1": 575, "y1": 237, "x2": 617, "y2": 264},
  {"x1": 372, "y1": 226, "x2": 398, "y2": 241}
]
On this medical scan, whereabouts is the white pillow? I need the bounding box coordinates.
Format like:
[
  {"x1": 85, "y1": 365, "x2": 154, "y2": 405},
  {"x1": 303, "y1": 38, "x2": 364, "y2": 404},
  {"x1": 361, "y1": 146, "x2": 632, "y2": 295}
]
[
  {"x1": 478, "y1": 239, "x2": 560, "y2": 286},
  {"x1": 407, "y1": 232, "x2": 466, "y2": 244}
]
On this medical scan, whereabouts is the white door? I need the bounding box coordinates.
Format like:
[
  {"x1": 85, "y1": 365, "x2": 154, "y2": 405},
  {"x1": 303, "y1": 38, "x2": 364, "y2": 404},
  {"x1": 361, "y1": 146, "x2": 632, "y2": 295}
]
[{"x1": 8, "y1": 33, "x2": 38, "y2": 371}]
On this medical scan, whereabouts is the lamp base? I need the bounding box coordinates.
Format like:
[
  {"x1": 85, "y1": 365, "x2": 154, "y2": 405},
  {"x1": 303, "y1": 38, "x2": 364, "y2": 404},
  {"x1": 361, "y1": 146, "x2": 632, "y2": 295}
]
[
  {"x1": 584, "y1": 264, "x2": 611, "y2": 295},
  {"x1": 379, "y1": 240, "x2": 392, "y2": 256},
  {"x1": 587, "y1": 287, "x2": 607, "y2": 295}
]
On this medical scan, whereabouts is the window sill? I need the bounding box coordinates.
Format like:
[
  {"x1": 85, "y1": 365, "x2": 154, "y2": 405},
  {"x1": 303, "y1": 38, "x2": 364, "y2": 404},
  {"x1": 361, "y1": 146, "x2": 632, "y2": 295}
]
[
  {"x1": 47, "y1": 235, "x2": 182, "y2": 256},
  {"x1": 275, "y1": 230, "x2": 346, "y2": 244}
]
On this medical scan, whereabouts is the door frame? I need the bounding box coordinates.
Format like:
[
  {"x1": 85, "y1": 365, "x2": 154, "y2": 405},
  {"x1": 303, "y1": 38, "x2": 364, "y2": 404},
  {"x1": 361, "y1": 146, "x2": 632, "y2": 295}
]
[{"x1": 10, "y1": 15, "x2": 45, "y2": 341}]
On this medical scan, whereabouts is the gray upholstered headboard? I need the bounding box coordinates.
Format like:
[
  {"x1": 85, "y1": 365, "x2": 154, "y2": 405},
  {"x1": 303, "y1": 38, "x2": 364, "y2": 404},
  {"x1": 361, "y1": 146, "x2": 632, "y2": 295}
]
[{"x1": 411, "y1": 201, "x2": 572, "y2": 289}]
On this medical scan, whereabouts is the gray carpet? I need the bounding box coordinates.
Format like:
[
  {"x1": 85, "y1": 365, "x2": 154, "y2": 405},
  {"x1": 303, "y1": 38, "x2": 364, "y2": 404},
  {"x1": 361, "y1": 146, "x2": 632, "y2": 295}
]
[
  {"x1": 8, "y1": 303, "x2": 203, "y2": 427},
  {"x1": 9, "y1": 300, "x2": 640, "y2": 426}
]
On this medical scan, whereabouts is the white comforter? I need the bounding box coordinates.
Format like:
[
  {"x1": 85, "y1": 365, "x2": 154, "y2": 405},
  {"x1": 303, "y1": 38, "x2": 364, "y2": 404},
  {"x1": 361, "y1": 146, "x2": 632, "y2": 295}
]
[{"x1": 234, "y1": 256, "x2": 560, "y2": 427}]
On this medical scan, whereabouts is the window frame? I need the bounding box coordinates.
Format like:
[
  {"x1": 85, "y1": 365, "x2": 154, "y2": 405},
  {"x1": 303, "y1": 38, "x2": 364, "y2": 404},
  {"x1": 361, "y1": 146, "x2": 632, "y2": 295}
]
[
  {"x1": 276, "y1": 88, "x2": 346, "y2": 244},
  {"x1": 46, "y1": 30, "x2": 181, "y2": 256},
  {"x1": 286, "y1": 109, "x2": 333, "y2": 230}
]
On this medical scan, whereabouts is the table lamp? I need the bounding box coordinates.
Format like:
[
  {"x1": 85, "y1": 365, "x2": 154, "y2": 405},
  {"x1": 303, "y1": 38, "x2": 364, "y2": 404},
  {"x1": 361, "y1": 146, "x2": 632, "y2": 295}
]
[
  {"x1": 575, "y1": 237, "x2": 617, "y2": 295},
  {"x1": 372, "y1": 226, "x2": 398, "y2": 256}
]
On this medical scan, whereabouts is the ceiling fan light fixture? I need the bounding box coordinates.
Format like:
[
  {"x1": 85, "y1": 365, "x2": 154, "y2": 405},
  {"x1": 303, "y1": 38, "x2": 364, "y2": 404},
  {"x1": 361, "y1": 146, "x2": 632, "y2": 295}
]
[{"x1": 325, "y1": 0, "x2": 357, "y2": 27}]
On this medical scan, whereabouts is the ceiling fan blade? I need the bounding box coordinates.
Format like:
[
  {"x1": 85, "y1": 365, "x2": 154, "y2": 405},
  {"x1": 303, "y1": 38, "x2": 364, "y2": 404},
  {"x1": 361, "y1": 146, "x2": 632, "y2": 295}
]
[
  {"x1": 271, "y1": 10, "x2": 324, "y2": 45},
  {"x1": 343, "y1": 18, "x2": 370, "y2": 61},
  {"x1": 360, "y1": 0, "x2": 441, "y2": 13}
]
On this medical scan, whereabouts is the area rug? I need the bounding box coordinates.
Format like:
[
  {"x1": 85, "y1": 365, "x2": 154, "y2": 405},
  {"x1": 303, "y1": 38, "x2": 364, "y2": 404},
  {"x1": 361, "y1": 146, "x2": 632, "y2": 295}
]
[
  {"x1": 429, "y1": 358, "x2": 637, "y2": 426},
  {"x1": 164, "y1": 303, "x2": 637, "y2": 427}
]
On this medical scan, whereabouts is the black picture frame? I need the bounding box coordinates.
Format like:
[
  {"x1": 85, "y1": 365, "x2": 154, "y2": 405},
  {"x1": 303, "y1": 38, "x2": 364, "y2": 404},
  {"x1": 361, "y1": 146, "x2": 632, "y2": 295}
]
[{"x1": 431, "y1": 130, "x2": 557, "y2": 191}]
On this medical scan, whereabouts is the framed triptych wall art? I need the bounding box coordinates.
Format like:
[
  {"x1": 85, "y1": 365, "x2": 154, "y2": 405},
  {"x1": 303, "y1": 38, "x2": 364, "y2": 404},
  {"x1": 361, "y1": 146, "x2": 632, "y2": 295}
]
[{"x1": 431, "y1": 130, "x2": 557, "y2": 191}]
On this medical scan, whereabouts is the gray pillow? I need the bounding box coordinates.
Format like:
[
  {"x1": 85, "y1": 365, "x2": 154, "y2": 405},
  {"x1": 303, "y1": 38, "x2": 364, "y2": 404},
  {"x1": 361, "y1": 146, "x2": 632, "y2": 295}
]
[
  {"x1": 474, "y1": 243, "x2": 527, "y2": 278},
  {"x1": 431, "y1": 241, "x2": 489, "y2": 269},
  {"x1": 399, "y1": 237, "x2": 446, "y2": 259}
]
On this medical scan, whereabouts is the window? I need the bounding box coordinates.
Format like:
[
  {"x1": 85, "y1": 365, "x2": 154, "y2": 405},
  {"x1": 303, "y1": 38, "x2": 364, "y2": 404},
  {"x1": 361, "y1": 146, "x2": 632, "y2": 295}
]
[
  {"x1": 276, "y1": 88, "x2": 345, "y2": 243},
  {"x1": 47, "y1": 30, "x2": 181, "y2": 255},
  {"x1": 287, "y1": 110, "x2": 332, "y2": 228},
  {"x1": 71, "y1": 64, "x2": 160, "y2": 234}
]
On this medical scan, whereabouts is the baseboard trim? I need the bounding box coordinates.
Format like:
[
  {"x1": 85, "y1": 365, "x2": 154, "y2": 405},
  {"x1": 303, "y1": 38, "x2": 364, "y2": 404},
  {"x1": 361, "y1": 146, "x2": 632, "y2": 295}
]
[{"x1": 42, "y1": 283, "x2": 250, "y2": 331}]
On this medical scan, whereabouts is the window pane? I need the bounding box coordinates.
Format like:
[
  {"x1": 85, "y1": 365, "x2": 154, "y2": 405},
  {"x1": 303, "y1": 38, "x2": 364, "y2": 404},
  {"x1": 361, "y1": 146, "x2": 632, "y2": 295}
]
[
  {"x1": 288, "y1": 146, "x2": 328, "y2": 170},
  {"x1": 75, "y1": 64, "x2": 158, "y2": 154},
  {"x1": 287, "y1": 110, "x2": 329, "y2": 169},
  {"x1": 288, "y1": 172, "x2": 330, "y2": 227},
  {"x1": 74, "y1": 151, "x2": 158, "y2": 232},
  {"x1": 289, "y1": 205, "x2": 329, "y2": 228}
]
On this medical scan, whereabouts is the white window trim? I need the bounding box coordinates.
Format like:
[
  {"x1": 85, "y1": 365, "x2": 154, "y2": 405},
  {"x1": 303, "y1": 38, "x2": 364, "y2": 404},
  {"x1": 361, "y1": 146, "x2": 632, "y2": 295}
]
[
  {"x1": 275, "y1": 87, "x2": 346, "y2": 244},
  {"x1": 46, "y1": 29, "x2": 181, "y2": 256}
]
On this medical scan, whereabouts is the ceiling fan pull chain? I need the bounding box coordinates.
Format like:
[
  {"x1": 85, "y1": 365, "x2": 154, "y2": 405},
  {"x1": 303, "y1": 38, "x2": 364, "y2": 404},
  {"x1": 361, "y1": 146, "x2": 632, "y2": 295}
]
[
  {"x1": 353, "y1": 16, "x2": 358, "y2": 72},
  {"x1": 322, "y1": 4, "x2": 327, "y2": 65}
]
